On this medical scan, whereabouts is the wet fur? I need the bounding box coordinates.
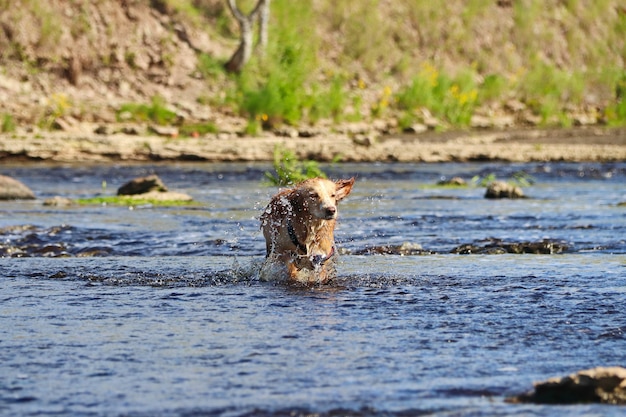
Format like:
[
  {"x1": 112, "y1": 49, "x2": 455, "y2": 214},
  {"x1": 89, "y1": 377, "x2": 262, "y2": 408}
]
[{"x1": 260, "y1": 177, "x2": 355, "y2": 285}]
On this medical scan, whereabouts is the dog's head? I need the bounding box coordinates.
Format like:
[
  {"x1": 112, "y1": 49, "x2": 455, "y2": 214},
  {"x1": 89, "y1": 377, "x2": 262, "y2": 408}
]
[{"x1": 290, "y1": 177, "x2": 355, "y2": 220}]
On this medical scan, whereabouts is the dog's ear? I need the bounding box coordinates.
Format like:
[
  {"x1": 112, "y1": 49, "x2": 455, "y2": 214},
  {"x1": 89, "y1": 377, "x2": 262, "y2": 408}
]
[{"x1": 334, "y1": 177, "x2": 355, "y2": 201}]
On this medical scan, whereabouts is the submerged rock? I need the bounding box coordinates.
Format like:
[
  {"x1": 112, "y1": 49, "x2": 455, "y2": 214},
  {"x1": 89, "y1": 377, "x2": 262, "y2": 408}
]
[
  {"x1": 485, "y1": 180, "x2": 525, "y2": 199},
  {"x1": 129, "y1": 190, "x2": 193, "y2": 202},
  {"x1": 43, "y1": 196, "x2": 75, "y2": 207},
  {"x1": 118, "y1": 174, "x2": 168, "y2": 195},
  {"x1": 353, "y1": 242, "x2": 434, "y2": 256},
  {"x1": 0, "y1": 175, "x2": 36, "y2": 200},
  {"x1": 451, "y1": 238, "x2": 568, "y2": 254},
  {"x1": 508, "y1": 366, "x2": 626, "y2": 405}
]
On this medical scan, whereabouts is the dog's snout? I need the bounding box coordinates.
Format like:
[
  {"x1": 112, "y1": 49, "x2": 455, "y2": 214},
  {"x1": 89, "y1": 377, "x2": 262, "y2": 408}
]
[
  {"x1": 311, "y1": 254, "x2": 324, "y2": 265},
  {"x1": 325, "y1": 206, "x2": 336, "y2": 217}
]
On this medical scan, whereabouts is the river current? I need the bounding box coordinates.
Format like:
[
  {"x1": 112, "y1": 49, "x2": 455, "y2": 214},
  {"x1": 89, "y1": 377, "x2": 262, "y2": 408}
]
[{"x1": 1, "y1": 161, "x2": 625, "y2": 416}]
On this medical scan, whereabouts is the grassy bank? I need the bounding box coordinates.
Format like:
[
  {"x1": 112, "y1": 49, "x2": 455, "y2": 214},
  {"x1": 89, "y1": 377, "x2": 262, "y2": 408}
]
[
  {"x1": 214, "y1": 0, "x2": 626, "y2": 130},
  {"x1": 0, "y1": 0, "x2": 624, "y2": 133}
]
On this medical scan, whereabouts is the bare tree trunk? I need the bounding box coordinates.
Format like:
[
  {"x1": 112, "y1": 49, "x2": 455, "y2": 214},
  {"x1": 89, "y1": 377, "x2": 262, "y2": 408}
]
[
  {"x1": 257, "y1": 0, "x2": 270, "y2": 57},
  {"x1": 224, "y1": 0, "x2": 269, "y2": 73},
  {"x1": 224, "y1": 10, "x2": 254, "y2": 73}
]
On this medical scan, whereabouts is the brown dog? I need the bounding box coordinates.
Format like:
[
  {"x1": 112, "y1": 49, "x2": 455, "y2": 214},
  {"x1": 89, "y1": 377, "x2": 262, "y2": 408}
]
[{"x1": 260, "y1": 177, "x2": 355, "y2": 284}]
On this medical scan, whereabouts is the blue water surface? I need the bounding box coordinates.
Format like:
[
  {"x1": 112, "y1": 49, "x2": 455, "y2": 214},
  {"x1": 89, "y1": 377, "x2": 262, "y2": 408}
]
[{"x1": 1, "y1": 161, "x2": 625, "y2": 416}]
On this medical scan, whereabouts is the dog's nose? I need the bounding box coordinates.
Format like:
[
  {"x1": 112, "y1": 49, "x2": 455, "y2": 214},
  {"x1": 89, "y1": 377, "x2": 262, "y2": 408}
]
[{"x1": 325, "y1": 206, "x2": 336, "y2": 217}]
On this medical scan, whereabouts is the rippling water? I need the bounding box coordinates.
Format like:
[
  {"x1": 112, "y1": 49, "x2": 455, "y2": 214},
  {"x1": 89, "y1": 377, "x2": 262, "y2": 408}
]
[{"x1": 1, "y1": 161, "x2": 625, "y2": 416}]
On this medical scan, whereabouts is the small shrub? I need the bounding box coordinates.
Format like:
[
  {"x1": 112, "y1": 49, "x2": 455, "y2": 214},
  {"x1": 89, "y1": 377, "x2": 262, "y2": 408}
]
[
  {"x1": 370, "y1": 85, "x2": 392, "y2": 118},
  {"x1": 394, "y1": 63, "x2": 478, "y2": 127},
  {"x1": 117, "y1": 96, "x2": 178, "y2": 125},
  {"x1": 179, "y1": 122, "x2": 218, "y2": 137},
  {"x1": 1, "y1": 114, "x2": 16, "y2": 133},
  {"x1": 38, "y1": 93, "x2": 72, "y2": 130},
  {"x1": 471, "y1": 172, "x2": 534, "y2": 187},
  {"x1": 235, "y1": 47, "x2": 311, "y2": 127},
  {"x1": 244, "y1": 119, "x2": 261, "y2": 136},
  {"x1": 309, "y1": 76, "x2": 346, "y2": 123},
  {"x1": 230, "y1": 1, "x2": 320, "y2": 128},
  {"x1": 603, "y1": 72, "x2": 626, "y2": 126},
  {"x1": 196, "y1": 53, "x2": 225, "y2": 79},
  {"x1": 516, "y1": 60, "x2": 585, "y2": 125},
  {"x1": 264, "y1": 146, "x2": 328, "y2": 186},
  {"x1": 397, "y1": 112, "x2": 416, "y2": 131},
  {"x1": 603, "y1": 100, "x2": 626, "y2": 126},
  {"x1": 124, "y1": 51, "x2": 137, "y2": 68},
  {"x1": 479, "y1": 74, "x2": 508, "y2": 103}
]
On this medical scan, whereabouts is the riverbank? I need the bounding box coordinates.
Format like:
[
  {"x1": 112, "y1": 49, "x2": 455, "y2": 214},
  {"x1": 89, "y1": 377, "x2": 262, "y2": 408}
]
[
  {"x1": 1, "y1": 125, "x2": 625, "y2": 163},
  {"x1": 2, "y1": 1, "x2": 625, "y2": 166}
]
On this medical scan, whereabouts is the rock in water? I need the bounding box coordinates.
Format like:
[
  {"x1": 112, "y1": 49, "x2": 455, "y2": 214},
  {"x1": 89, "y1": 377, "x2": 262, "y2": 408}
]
[
  {"x1": 508, "y1": 366, "x2": 626, "y2": 405},
  {"x1": 117, "y1": 174, "x2": 167, "y2": 195},
  {"x1": 131, "y1": 190, "x2": 193, "y2": 202},
  {"x1": 0, "y1": 175, "x2": 36, "y2": 200},
  {"x1": 485, "y1": 180, "x2": 525, "y2": 199},
  {"x1": 43, "y1": 196, "x2": 75, "y2": 206}
]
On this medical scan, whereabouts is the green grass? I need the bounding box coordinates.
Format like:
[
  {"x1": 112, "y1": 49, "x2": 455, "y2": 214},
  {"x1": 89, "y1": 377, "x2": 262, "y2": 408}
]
[
  {"x1": 1, "y1": 114, "x2": 16, "y2": 133},
  {"x1": 514, "y1": 59, "x2": 585, "y2": 125},
  {"x1": 309, "y1": 75, "x2": 347, "y2": 123},
  {"x1": 264, "y1": 146, "x2": 331, "y2": 186},
  {"x1": 179, "y1": 122, "x2": 219, "y2": 137},
  {"x1": 196, "y1": 52, "x2": 226, "y2": 79},
  {"x1": 394, "y1": 64, "x2": 478, "y2": 128},
  {"x1": 603, "y1": 71, "x2": 626, "y2": 126},
  {"x1": 421, "y1": 171, "x2": 534, "y2": 189},
  {"x1": 471, "y1": 172, "x2": 534, "y2": 188},
  {"x1": 117, "y1": 96, "x2": 178, "y2": 125},
  {"x1": 76, "y1": 196, "x2": 198, "y2": 207}
]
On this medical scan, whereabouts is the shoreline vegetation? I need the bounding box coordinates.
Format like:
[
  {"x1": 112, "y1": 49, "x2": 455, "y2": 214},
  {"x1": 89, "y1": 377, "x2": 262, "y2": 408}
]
[{"x1": 0, "y1": 1, "x2": 625, "y2": 163}]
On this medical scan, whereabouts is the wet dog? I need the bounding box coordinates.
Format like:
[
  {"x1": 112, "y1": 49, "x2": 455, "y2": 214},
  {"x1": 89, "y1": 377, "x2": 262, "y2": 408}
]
[{"x1": 260, "y1": 177, "x2": 355, "y2": 284}]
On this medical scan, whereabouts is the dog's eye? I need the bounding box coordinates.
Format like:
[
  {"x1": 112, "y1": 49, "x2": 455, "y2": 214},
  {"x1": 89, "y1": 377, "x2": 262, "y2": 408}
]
[{"x1": 309, "y1": 191, "x2": 319, "y2": 199}]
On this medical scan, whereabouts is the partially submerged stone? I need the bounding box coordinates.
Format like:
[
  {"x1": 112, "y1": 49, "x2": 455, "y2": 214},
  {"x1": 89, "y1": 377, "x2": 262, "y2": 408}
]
[
  {"x1": 353, "y1": 242, "x2": 433, "y2": 256},
  {"x1": 131, "y1": 190, "x2": 193, "y2": 202},
  {"x1": 451, "y1": 238, "x2": 567, "y2": 254},
  {"x1": 113, "y1": 174, "x2": 192, "y2": 202},
  {"x1": 0, "y1": 175, "x2": 36, "y2": 200},
  {"x1": 485, "y1": 180, "x2": 525, "y2": 199},
  {"x1": 508, "y1": 367, "x2": 626, "y2": 405},
  {"x1": 43, "y1": 196, "x2": 75, "y2": 207},
  {"x1": 118, "y1": 174, "x2": 167, "y2": 195}
]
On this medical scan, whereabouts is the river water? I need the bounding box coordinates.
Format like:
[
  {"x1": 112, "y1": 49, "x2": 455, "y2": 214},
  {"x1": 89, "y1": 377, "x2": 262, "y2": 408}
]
[{"x1": 1, "y1": 161, "x2": 625, "y2": 416}]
